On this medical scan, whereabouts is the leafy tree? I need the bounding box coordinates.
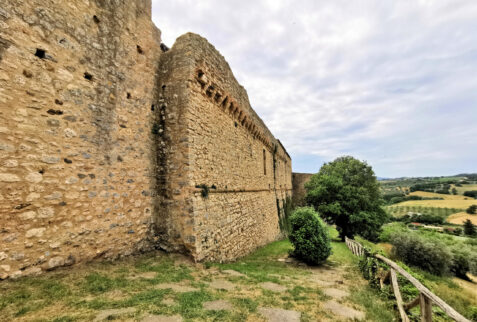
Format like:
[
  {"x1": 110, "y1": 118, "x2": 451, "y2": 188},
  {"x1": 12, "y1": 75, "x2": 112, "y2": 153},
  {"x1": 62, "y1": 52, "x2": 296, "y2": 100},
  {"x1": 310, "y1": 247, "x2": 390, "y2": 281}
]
[
  {"x1": 289, "y1": 207, "x2": 331, "y2": 265},
  {"x1": 305, "y1": 156, "x2": 388, "y2": 241},
  {"x1": 466, "y1": 205, "x2": 477, "y2": 215},
  {"x1": 464, "y1": 191, "x2": 477, "y2": 198},
  {"x1": 464, "y1": 220, "x2": 476, "y2": 236},
  {"x1": 451, "y1": 187, "x2": 458, "y2": 195}
]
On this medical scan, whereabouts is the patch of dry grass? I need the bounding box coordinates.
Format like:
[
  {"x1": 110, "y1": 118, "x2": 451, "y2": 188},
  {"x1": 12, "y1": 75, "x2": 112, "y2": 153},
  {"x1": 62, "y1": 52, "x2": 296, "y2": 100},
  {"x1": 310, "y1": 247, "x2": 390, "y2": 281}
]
[
  {"x1": 452, "y1": 184, "x2": 477, "y2": 195},
  {"x1": 408, "y1": 191, "x2": 470, "y2": 200},
  {"x1": 396, "y1": 199, "x2": 476, "y2": 209},
  {"x1": 447, "y1": 212, "x2": 477, "y2": 225}
]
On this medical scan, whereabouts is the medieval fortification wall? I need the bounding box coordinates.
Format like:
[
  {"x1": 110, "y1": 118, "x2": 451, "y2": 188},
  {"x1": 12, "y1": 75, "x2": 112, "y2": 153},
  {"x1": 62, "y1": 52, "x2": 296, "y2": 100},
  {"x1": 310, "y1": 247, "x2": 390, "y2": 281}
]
[
  {"x1": 0, "y1": 0, "x2": 291, "y2": 279},
  {"x1": 292, "y1": 172, "x2": 313, "y2": 207}
]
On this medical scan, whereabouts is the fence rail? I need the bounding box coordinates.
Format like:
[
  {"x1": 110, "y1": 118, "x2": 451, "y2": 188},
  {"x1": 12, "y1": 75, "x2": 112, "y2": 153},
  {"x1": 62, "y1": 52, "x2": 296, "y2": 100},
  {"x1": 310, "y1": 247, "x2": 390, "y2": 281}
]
[{"x1": 344, "y1": 237, "x2": 470, "y2": 322}]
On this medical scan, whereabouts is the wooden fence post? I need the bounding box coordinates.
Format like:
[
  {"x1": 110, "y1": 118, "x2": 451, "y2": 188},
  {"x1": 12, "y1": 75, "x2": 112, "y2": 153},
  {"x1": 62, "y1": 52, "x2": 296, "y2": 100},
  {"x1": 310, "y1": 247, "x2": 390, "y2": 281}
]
[
  {"x1": 390, "y1": 268, "x2": 410, "y2": 322},
  {"x1": 420, "y1": 293, "x2": 432, "y2": 322}
]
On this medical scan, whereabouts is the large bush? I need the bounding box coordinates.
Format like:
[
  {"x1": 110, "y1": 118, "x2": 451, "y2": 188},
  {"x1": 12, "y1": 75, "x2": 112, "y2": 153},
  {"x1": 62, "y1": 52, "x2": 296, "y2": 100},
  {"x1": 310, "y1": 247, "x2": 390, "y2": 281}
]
[
  {"x1": 397, "y1": 213, "x2": 444, "y2": 225},
  {"x1": 464, "y1": 190, "x2": 477, "y2": 198},
  {"x1": 466, "y1": 205, "x2": 477, "y2": 214},
  {"x1": 390, "y1": 233, "x2": 452, "y2": 276},
  {"x1": 289, "y1": 207, "x2": 331, "y2": 265},
  {"x1": 464, "y1": 219, "x2": 476, "y2": 236},
  {"x1": 305, "y1": 156, "x2": 388, "y2": 241}
]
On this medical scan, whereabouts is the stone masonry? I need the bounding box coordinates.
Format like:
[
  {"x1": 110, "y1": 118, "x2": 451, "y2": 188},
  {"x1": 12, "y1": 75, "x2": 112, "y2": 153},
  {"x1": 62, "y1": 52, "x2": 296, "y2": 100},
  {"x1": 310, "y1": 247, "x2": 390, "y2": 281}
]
[
  {"x1": 292, "y1": 172, "x2": 313, "y2": 207},
  {"x1": 0, "y1": 0, "x2": 292, "y2": 279}
]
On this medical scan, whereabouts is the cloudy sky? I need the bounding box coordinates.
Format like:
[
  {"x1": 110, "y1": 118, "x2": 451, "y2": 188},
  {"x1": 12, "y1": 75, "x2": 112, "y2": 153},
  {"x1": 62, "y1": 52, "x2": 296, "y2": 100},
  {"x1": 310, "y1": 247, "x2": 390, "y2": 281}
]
[{"x1": 151, "y1": 0, "x2": 477, "y2": 178}]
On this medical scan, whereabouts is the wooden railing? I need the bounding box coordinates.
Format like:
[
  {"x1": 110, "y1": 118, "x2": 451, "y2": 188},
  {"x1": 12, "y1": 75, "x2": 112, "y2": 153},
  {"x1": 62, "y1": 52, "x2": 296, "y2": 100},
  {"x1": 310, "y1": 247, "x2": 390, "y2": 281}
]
[{"x1": 344, "y1": 237, "x2": 471, "y2": 322}]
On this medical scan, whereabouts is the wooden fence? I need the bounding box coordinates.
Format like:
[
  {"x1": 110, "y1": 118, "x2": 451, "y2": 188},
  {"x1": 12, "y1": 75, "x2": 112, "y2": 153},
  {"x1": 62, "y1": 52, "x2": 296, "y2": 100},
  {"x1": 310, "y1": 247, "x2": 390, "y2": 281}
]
[{"x1": 344, "y1": 237, "x2": 471, "y2": 322}]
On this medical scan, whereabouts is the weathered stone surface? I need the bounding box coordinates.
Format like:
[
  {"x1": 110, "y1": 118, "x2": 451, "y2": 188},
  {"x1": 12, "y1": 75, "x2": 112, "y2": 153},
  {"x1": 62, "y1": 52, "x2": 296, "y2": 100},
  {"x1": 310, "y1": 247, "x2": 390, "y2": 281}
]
[
  {"x1": 19, "y1": 211, "x2": 37, "y2": 220},
  {"x1": 156, "y1": 33, "x2": 292, "y2": 262},
  {"x1": 142, "y1": 315, "x2": 182, "y2": 322},
  {"x1": 154, "y1": 283, "x2": 198, "y2": 293},
  {"x1": 93, "y1": 308, "x2": 136, "y2": 321},
  {"x1": 258, "y1": 307, "x2": 301, "y2": 322},
  {"x1": 26, "y1": 228, "x2": 46, "y2": 238},
  {"x1": 291, "y1": 173, "x2": 313, "y2": 207},
  {"x1": 130, "y1": 272, "x2": 157, "y2": 279},
  {"x1": 260, "y1": 282, "x2": 287, "y2": 292},
  {"x1": 323, "y1": 288, "x2": 350, "y2": 299},
  {"x1": 0, "y1": 0, "x2": 292, "y2": 279},
  {"x1": 47, "y1": 256, "x2": 65, "y2": 270},
  {"x1": 162, "y1": 298, "x2": 176, "y2": 306},
  {"x1": 25, "y1": 172, "x2": 43, "y2": 183},
  {"x1": 209, "y1": 279, "x2": 236, "y2": 291},
  {"x1": 222, "y1": 269, "x2": 246, "y2": 277},
  {"x1": 0, "y1": 0, "x2": 162, "y2": 278},
  {"x1": 323, "y1": 300, "x2": 365, "y2": 320},
  {"x1": 0, "y1": 173, "x2": 20, "y2": 182},
  {"x1": 203, "y1": 300, "x2": 233, "y2": 311}
]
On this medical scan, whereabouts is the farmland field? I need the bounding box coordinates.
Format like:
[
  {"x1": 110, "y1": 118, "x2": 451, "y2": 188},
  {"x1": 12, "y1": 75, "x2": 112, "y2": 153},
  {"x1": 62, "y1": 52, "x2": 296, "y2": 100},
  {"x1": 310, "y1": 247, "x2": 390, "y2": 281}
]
[
  {"x1": 386, "y1": 205, "x2": 461, "y2": 218},
  {"x1": 447, "y1": 212, "x2": 477, "y2": 225},
  {"x1": 408, "y1": 191, "x2": 470, "y2": 200},
  {"x1": 452, "y1": 184, "x2": 477, "y2": 195},
  {"x1": 392, "y1": 199, "x2": 476, "y2": 209}
]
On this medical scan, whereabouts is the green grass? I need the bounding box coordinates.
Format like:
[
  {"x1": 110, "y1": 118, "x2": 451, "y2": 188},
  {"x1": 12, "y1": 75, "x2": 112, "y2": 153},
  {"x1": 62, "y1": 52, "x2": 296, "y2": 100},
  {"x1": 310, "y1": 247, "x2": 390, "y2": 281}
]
[
  {"x1": 349, "y1": 285, "x2": 396, "y2": 322},
  {"x1": 0, "y1": 230, "x2": 398, "y2": 321}
]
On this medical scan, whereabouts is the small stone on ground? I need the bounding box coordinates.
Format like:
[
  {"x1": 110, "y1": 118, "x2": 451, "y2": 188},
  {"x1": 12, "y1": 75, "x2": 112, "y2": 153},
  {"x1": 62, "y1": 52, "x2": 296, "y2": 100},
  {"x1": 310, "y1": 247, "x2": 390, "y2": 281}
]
[
  {"x1": 323, "y1": 288, "x2": 349, "y2": 299},
  {"x1": 162, "y1": 298, "x2": 175, "y2": 305},
  {"x1": 209, "y1": 279, "x2": 235, "y2": 290},
  {"x1": 258, "y1": 307, "x2": 301, "y2": 322},
  {"x1": 323, "y1": 300, "x2": 365, "y2": 320},
  {"x1": 308, "y1": 275, "x2": 335, "y2": 287},
  {"x1": 141, "y1": 314, "x2": 182, "y2": 322},
  {"x1": 222, "y1": 269, "x2": 246, "y2": 277},
  {"x1": 93, "y1": 307, "x2": 136, "y2": 321},
  {"x1": 130, "y1": 272, "x2": 157, "y2": 279},
  {"x1": 203, "y1": 300, "x2": 233, "y2": 310},
  {"x1": 154, "y1": 283, "x2": 198, "y2": 293},
  {"x1": 260, "y1": 281, "x2": 287, "y2": 292}
]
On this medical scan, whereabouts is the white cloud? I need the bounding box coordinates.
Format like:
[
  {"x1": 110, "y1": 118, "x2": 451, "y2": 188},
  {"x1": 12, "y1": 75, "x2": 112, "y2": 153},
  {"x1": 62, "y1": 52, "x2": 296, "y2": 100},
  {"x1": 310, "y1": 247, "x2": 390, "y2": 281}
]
[{"x1": 152, "y1": 0, "x2": 477, "y2": 177}]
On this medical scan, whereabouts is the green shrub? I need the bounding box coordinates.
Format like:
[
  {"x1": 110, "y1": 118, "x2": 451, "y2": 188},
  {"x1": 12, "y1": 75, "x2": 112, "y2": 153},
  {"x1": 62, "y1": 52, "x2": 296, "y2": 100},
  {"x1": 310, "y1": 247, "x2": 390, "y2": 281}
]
[
  {"x1": 390, "y1": 233, "x2": 452, "y2": 276},
  {"x1": 466, "y1": 205, "x2": 477, "y2": 214},
  {"x1": 398, "y1": 213, "x2": 444, "y2": 225},
  {"x1": 450, "y1": 249, "x2": 471, "y2": 279},
  {"x1": 464, "y1": 191, "x2": 477, "y2": 198},
  {"x1": 464, "y1": 219, "x2": 476, "y2": 236},
  {"x1": 289, "y1": 207, "x2": 331, "y2": 265},
  {"x1": 379, "y1": 222, "x2": 408, "y2": 242}
]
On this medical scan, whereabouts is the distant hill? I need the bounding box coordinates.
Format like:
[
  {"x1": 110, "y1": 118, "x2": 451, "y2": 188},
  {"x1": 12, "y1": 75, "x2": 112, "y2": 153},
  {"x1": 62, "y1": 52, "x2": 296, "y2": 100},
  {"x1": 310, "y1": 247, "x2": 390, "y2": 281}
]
[{"x1": 378, "y1": 173, "x2": 477, "y2": 182}]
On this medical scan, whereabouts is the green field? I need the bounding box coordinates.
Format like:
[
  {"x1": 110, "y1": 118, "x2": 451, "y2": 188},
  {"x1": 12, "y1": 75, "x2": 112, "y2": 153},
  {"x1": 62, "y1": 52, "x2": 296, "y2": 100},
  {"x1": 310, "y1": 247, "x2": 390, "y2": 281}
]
[{"x1": 386, "y1": 205, "x2": 462, "y2": 218}]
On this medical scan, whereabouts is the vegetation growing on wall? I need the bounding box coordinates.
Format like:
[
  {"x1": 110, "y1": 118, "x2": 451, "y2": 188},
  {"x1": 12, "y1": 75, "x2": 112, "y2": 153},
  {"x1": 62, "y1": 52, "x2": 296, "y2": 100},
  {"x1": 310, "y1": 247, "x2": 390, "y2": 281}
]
[{"x1": 277, "y1": 196, "x2": 293, "y2": 235}]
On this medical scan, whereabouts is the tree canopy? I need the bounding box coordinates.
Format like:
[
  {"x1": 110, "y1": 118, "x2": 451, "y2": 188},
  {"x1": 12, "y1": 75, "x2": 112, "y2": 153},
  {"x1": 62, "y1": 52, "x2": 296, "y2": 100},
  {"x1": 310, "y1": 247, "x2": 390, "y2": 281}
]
[{"x1": 305, "y1": 156, "x2": 388, "y2": 241}]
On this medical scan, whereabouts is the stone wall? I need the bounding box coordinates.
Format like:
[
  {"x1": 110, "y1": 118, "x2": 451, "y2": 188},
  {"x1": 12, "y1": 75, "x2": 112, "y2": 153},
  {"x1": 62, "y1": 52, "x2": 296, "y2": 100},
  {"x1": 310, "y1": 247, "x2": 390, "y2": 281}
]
[
  {"x1": 0, "y1": 1, "x2": 292, "y2": 278},
  {"x1": 292, "y1": 172, "x2": 313, "y2": 207},
  {"x1": 155, "y1": 34, "x2": 292, "y2": 261},
  {"x1": 0, "y1": 0, "x2": 162, "y2": 279}
]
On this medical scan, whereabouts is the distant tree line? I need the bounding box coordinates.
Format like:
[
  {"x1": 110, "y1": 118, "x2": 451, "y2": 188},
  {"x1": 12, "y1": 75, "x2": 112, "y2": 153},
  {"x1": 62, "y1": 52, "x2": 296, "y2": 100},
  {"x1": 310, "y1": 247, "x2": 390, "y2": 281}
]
[
  {"x1": 383, "y1": 192, "x2": 443, "y2": 205},
  {"x1": 409, "y1": 182, "x2": 452, "y2": 194}
]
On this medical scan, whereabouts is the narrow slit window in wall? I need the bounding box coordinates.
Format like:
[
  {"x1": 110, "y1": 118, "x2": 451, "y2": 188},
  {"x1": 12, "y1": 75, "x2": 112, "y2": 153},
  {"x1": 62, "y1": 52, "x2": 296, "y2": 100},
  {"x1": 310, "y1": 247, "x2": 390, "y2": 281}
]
[{"x1": 263, "y1": 149, "x2": 267, "y2": 175}]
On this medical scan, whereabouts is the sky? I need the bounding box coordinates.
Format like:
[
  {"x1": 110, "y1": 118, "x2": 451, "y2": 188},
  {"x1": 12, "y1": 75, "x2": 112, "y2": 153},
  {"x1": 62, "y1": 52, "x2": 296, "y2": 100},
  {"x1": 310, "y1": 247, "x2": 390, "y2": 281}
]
[{"x1": 151, "y1": 0, "x2": 477, "y2": 178}]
